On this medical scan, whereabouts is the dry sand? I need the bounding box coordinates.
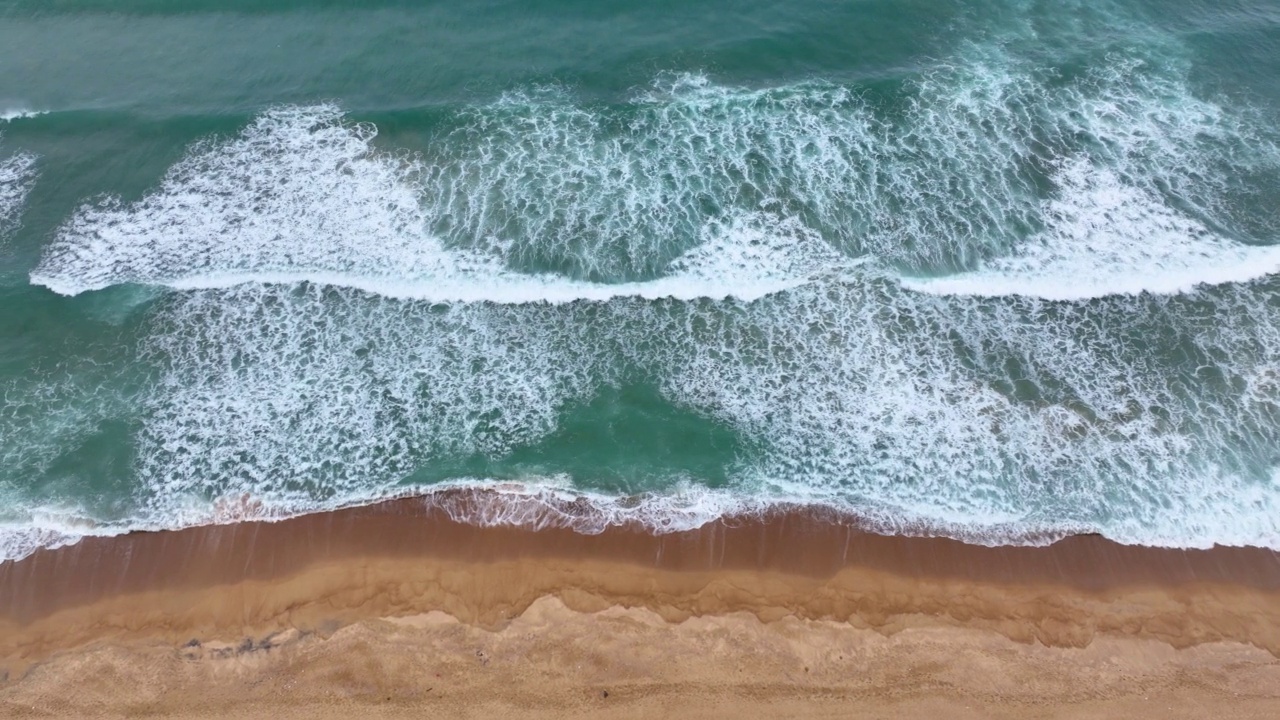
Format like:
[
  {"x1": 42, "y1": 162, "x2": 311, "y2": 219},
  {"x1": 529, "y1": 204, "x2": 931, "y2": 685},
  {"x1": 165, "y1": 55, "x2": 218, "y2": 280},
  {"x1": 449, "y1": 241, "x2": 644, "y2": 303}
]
[{"x1": 2, "y1": 492, "x2": 1279, "y2": 718}]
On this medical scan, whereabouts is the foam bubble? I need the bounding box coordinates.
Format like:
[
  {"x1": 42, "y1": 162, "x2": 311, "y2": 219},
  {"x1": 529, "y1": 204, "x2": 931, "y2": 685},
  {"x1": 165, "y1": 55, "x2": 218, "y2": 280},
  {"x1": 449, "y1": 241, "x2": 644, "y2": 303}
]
[
  {"x1": 0, "y1": 503, "x2": 121, "y2": 563},
  {"x1": 0, "y1": 522, "x2": 93, "y2": 563},
  {"x1": 421, "y1": 77, "x2": 886, "y2": 278},
  {"x1": 0, "y1": 335, "x2": 142, "y2": 566},
  {"x1": 33, "y1": 105, "x2": 450, "y2": 295},
  {"x1": 158, "y1": 213, "x2": 855, "y2": 303}
]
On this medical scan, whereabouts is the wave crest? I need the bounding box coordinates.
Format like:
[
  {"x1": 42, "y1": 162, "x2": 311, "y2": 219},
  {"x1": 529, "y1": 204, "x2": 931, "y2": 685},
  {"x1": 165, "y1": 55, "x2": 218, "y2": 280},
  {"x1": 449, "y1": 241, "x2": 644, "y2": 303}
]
[
  {"x1": 0, "y1": 135, "x2": 37, "y2": 239},
  {"x1": 30, "y1": 56, "x2": 1280, "y2": 302}
]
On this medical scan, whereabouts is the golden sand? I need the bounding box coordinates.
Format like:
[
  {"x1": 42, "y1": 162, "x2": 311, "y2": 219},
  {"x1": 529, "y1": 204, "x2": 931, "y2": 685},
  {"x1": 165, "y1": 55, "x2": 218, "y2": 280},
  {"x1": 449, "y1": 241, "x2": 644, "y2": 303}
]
[{"x1": 2, "y1": 492, "x2": 1279, "y2": 717}]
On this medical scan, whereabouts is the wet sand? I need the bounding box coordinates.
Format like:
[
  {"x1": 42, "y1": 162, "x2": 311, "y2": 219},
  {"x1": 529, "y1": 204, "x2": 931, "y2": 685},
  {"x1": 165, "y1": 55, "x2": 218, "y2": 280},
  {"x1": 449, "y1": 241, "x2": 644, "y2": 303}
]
[{"x1": 3, "y1": 490, "x2": 1280, "y2": 717}]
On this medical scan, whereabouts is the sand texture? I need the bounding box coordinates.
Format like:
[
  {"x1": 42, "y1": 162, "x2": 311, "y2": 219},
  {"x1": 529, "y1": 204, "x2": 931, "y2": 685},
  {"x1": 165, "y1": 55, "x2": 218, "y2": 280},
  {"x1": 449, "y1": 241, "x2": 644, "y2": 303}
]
[
  {"x1": 2, "y1": 493, "x2": 1280, "y2": 717},
  {"x1": 4, "y1": 597, "x2": 1280, "y2": 719}
]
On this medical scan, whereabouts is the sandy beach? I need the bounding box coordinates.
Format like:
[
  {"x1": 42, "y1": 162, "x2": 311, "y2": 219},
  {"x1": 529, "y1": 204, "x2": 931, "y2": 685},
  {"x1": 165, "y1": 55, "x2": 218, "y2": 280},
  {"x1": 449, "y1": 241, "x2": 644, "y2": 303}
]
[
  {"x1": 2, "y1": 491, "x2": 1279, "y2": 717},
  {"x1": 6, "y1": 0, "x2": 1280, "y2": 715}
]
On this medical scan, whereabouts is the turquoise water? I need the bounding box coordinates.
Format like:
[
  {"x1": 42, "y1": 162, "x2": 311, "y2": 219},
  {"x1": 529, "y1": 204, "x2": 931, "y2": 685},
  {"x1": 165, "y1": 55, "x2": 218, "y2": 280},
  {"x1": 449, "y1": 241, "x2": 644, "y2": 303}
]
[{"x1": 2, "y1": 0, "x2": 1280, "y2": 557}]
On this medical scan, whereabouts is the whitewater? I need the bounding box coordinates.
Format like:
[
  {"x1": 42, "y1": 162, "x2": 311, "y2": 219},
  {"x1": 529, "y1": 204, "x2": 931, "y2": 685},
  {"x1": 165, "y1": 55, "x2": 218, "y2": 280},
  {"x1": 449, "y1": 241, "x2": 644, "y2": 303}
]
[{"x1": 3, "y1": 0, "x2": 1280, "y2": 562}]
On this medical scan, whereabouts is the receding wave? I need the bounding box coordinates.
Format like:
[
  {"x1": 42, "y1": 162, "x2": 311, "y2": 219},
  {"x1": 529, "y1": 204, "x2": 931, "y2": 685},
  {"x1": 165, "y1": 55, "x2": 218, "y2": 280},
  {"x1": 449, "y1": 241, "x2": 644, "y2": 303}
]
[
  {"x1": 0, "y1": 480, "x2": 1086, "y2": 564},
  {"x1": 3, "y1": 272, "x2": 1245, "y2": 560}
]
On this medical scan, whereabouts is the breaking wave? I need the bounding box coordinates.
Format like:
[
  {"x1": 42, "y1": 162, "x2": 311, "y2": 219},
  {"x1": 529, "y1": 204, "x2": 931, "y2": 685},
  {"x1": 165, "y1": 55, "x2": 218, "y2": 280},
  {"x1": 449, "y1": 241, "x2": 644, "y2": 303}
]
[
  {"x1": 0, "y1": 108, "x2": 47, "y2": 123},
  {"x1": 31, "y1": 51, "x2": 1280, "y2": 301},
  {"x1": 0, "y1": 136, "x2": 37, "y2": 240},
  {"x1": 9, "y1": 270, "x2": 1254, "y2": 560},
  {"x1": 9, "y1": 5, "x2": 1280, "y2": 561}
]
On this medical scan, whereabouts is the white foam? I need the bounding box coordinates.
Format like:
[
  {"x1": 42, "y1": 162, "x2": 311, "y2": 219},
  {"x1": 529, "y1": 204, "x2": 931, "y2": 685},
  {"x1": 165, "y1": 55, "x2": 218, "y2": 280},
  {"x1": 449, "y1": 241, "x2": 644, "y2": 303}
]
[
  {"x1": 0, "y1": 523, "x2": 93, "y2": 564},
  {"x1": 648, "y1": 276, "x2": 1280, "y2": 550},
  {"x1": 88, "y1": 266, "x2": 1280, "y2": 557},
  {"x1": 33, "y1": 60, "x2": 1280, "y2": 304},
  {"x1": 0, "y1": 135, "x2": 37, "y2": 238},
  {"x1": 422, "y1": 477, "x2": 766, "y2": 535},
  {"x1": 126, "y1": 284, "x2": 612, "y2": 518},
  {"x1": 157, "y1": 214, "x2": 858, "y2": 303},
  {"x1": 0, "y1": 506, "x2": 118, "y2": 563},
  {"x1": 901, "y1": 54, "x2": 1280, "y2": 299},
  {"x1": 417, "y1": 478, "x2": 1082, "y2": 545},
  {"x1": 902, "y1": 159, "x2": 1280, "y2": 299},
  {"x1": 0, "y1": 476, "x2": 1072, "y2": 564},
  {"x1": 31, "y1": 104, "x2": 849, "y2": 302},
  {"x1": 33, "y1": 105, "x2": 441, "y2": 294},
  {"x1": 0, "y1": 108, "x2": 47, "y2": 123},
  {"x1": 12, "y1": 40, "x2": 1280, "y2": 558}
]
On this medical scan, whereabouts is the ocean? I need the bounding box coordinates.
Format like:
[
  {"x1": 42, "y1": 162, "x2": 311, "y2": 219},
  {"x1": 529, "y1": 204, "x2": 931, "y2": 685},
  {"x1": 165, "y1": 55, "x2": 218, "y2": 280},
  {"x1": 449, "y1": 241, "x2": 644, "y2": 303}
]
[{"x1": 1, "y1": 0, "x2": 1279, "y2": 560}]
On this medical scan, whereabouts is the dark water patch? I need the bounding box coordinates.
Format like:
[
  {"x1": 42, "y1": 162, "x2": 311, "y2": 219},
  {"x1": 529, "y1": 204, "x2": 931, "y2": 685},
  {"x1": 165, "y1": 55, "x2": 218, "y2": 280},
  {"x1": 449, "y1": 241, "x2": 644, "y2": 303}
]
[{"x1": 411, "y1": 384, "x2": 747, "y2": 495}]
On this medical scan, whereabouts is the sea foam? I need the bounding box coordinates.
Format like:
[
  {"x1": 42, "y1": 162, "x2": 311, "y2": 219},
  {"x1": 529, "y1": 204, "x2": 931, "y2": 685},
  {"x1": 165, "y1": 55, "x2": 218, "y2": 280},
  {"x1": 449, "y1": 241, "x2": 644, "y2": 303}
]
[
  {"x1": 0, "y1": 135, "x2": 37, "y2": 239},
  {"x1": 30, "y1": 105, "x2": 851, "y2": 303},
  {"x1": 30, "y1": 52, "x2": 1280, "y2": 301},
  {"x1": 902, "y1": 160, "x2": 1280, "y2": 299},
  {"x1": 88, "y1": 269, "x2": 1280, "y2": 558},
  {"x1": 11, "y1": 24, "x2": 1280, "y2": 560},
  {"x1": 0, "y1": 109, "x2": 47, "y2": 123}
]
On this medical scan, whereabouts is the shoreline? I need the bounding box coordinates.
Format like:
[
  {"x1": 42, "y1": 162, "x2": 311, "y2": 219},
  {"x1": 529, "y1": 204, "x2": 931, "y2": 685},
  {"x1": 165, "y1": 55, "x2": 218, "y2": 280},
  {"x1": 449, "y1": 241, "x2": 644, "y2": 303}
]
[
  {"x1": 4, "y1": 490, "x2": 1280, "y2": 652},
  {"x1": 3, "y1": 489, "x2": 1280, "y2": 716}
]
